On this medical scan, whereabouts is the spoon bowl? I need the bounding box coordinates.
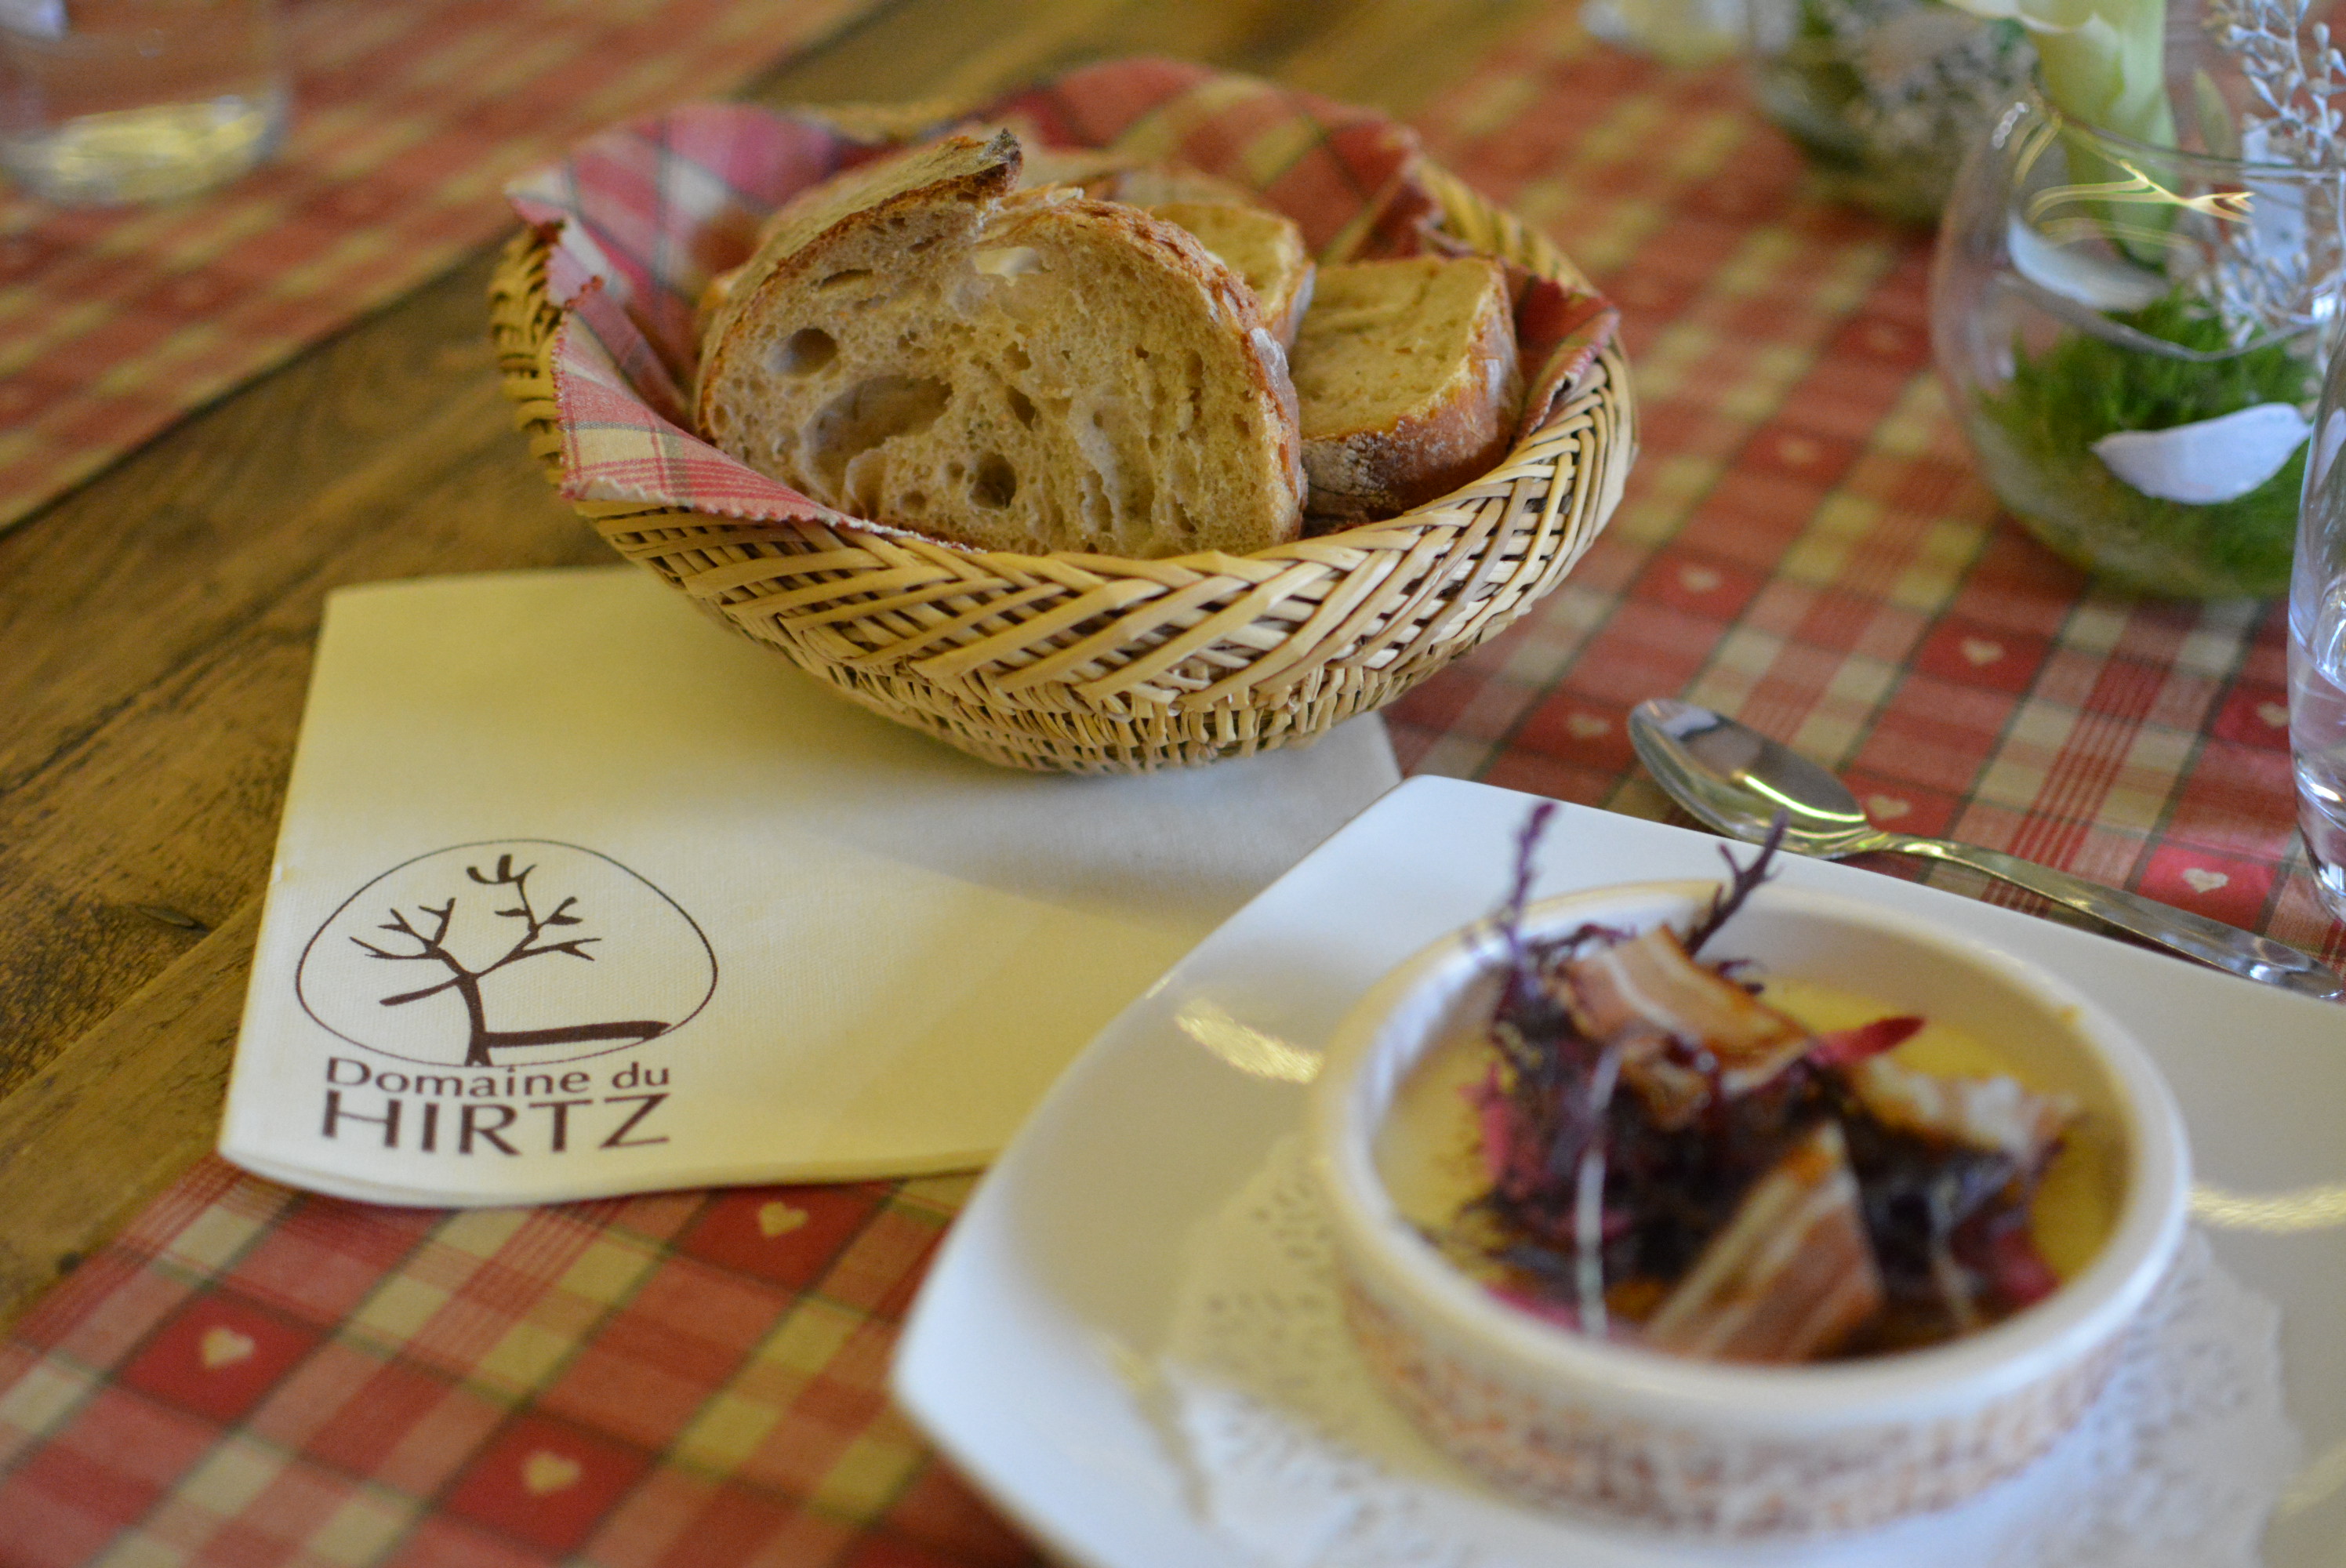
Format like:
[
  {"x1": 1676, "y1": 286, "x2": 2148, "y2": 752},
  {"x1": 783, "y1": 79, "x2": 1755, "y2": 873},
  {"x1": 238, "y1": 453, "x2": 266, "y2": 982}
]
[{"x1": 1629, "y1": 698, "x2": 1887, "y2": 856}]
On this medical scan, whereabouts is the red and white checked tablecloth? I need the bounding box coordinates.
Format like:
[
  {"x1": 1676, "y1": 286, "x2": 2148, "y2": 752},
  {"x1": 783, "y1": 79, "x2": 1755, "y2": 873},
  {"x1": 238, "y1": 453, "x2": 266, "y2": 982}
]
[
  {"x1": 0, "y1": 0, "x2": 882, "y2": 531},
  {"x1": 4, "y1": 5, "x2": 2341, "y2": 1565}
]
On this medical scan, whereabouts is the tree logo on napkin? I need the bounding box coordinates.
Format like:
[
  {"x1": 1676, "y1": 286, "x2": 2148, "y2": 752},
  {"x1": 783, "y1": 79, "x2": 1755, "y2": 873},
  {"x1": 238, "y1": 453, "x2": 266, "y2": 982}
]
[{"x1": 296, "y1": 840, "x2": 717, "y2": 1066}]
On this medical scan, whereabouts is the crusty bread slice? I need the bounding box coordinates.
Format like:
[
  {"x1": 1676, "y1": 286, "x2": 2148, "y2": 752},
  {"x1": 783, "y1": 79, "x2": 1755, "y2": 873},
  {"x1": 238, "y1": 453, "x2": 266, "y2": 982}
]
[
  {"x1": 695, "y1": 132, "x2": 1304, "y2": 559},
  {"x1": 1289, "y1": 256, "x2": 1523, "y2": 524},
  {"x1": 1145, "y1": 201, "x2": 1314, "y2": 347}
]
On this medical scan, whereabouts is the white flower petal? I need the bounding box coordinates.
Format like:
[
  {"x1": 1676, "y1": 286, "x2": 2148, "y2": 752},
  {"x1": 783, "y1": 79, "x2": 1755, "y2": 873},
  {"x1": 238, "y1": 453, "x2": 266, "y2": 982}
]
[
  {"x1": 2092, "y1": 402, "x2": 2312, "y2": 503},
  {"x1": 2009, "y1": 217, "x2": 2170, "y2": 310}
]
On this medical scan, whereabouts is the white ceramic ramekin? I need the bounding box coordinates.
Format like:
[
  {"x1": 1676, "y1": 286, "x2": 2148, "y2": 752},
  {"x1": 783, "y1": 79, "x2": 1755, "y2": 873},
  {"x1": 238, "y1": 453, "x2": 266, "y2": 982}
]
[{"x1": 1307, "y1": 880, "x2": 2189, "y2": 1538}]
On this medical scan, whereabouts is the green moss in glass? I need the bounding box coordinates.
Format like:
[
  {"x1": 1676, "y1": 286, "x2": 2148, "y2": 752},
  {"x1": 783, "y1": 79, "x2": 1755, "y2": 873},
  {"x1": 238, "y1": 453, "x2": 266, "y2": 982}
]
[{"x1": 1976, "y1": 292, "x2": 2310, "y2": 596}]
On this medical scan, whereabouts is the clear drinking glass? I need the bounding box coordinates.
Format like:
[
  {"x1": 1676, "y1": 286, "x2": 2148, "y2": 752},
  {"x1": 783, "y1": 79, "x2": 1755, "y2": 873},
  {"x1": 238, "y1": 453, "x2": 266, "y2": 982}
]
[
  {"x1": 2290, "y1": 354, "x2": 2346, "y2": 922},
  {"x1": 0, "y1": 0, "x2": 287, "y2": 205}
]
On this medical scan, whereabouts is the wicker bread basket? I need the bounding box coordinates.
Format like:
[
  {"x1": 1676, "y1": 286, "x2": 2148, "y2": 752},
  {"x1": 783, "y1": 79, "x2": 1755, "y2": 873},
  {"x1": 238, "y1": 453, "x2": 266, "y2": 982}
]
[{"x1": 489, "y1": 95, "x2": 1634, "y2": 775}]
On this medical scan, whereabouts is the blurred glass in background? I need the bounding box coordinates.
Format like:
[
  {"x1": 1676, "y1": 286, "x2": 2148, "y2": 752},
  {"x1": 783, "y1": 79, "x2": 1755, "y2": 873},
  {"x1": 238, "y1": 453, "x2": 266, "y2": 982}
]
[
  {"x1": 1582, "y1": 0, "x2": 1749, "y2": 67},
  {"x1": 1748, "y1": 0, "x2": 2031, "y2": 223},
  {"x1": 0, "y1": 0, "x2": 286, "y2": 205},
  {"x1": 2292, "y1": 354, "x2": 2346, "y2": 921}
]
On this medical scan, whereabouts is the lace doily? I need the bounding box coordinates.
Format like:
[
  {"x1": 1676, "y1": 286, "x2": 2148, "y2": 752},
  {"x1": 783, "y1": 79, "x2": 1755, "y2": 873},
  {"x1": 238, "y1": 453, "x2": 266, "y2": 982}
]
[{"x1": 1155, "y1": 1134, "x2": 2301, "y2": 1568}]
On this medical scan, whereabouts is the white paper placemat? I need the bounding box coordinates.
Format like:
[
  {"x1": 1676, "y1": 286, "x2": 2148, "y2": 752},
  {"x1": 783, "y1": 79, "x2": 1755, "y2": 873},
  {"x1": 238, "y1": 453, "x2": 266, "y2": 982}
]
[{"x1": 218, "y1": 567, "x2": 1398, "y2": 1206}]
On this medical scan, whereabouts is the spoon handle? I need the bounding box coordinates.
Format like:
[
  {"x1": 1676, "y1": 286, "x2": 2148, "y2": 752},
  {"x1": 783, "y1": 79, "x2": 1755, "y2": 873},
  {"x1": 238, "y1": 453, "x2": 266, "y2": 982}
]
[{"x1": 1883, "y1": 835, "x2": 2344, "y2": 1000}]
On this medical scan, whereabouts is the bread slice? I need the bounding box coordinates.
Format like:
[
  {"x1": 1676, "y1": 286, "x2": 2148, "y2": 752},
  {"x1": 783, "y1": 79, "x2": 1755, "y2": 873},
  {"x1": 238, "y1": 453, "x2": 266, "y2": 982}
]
[
  {"x1": 1145, "y1": 201, "x2": 1314, "y2": 347},
  {"x1": 1289, "y1": 256, "x2": 1524, "y2": 524},
  {"x1": 695, "y1": 136, "x2": 993, "y2": 332},
  {"x1": 695, "y1": 132, "x2": 1305, "y2": 559},
  {"x1": 1016, "y1": 144, "x2": 1258, "y2": 207},
  {"x1": 1016, "y1": 147, "x2": 1313, "y2": 343}
]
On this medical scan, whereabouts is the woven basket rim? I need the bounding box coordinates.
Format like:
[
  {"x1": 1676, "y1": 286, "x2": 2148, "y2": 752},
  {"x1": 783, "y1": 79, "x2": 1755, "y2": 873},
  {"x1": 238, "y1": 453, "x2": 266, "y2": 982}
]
[{"x1": 496, "y1": 101, "x2": 1619, "y2": 576}]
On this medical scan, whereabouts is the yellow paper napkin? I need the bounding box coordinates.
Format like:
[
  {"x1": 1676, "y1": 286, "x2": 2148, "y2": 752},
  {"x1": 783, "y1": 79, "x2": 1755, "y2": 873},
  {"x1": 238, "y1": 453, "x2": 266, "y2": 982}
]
[{"x1": 218, "y1": 568, "x2": 1398, "y2": 1205}]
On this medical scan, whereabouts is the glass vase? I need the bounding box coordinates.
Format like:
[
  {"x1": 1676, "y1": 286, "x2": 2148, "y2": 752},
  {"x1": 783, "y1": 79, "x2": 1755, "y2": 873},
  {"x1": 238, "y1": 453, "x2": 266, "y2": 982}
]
[
  {"x1": 1931, "y1": 85, "x2": 2346, "y2": 597},
  {"x1": 1749, "y1": 0, "x2": 2032, "y2": 224}
]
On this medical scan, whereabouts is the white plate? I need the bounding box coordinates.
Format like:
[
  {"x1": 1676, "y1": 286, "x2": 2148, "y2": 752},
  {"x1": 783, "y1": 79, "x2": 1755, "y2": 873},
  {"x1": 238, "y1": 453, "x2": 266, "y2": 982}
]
[{"x1": 892, "y1": 777, "x2": 2346, "y2": 1566}]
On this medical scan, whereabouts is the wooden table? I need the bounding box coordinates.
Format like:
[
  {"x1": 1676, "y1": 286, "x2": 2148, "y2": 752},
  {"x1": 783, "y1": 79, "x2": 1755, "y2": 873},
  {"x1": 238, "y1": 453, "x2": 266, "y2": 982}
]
[
  {"x1": 13, "y1": 5, "x2": 2346, "y2": 1562},
  {"x1": 0, "y1": 0, "x2": 1564, "y2": 1330}
]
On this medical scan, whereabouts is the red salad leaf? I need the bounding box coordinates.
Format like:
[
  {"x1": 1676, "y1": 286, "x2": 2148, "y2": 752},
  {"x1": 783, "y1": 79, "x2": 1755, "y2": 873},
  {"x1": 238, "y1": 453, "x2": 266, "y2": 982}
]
[
  {"x1": 1985, "y1": 1221, "x2": 2061, "y2": 1308},
  {"x1": 1807, "y1": 1014, "x2": 1925, "y2": 1067}
]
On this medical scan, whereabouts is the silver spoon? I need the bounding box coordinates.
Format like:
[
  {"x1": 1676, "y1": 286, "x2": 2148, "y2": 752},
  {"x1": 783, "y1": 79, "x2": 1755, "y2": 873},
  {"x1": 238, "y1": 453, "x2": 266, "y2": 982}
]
[{"x1": 1629, "y1": 697, "x2": 2346, "y2": 1001}]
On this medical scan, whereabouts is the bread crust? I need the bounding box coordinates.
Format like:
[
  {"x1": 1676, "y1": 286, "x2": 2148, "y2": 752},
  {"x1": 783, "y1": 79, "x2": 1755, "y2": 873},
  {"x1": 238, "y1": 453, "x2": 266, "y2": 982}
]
[{"x1": 1295, "y1": 257, "x2": 1523, "y2": 524}]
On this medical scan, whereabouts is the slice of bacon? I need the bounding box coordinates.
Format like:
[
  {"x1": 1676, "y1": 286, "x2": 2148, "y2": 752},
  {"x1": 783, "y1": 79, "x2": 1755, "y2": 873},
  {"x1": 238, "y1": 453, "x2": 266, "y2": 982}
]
[
  {"x1": 1563, "y1": 925, "x2": 1814, "y2": 1119},
  {"x1": 1618, "y1": 1044, "x2": 1712, "y2": 1131},
  {"x1": 1843, "y1": 1056, "x2": 2081, "y2": 1170},
  {"x1": 1642, "y1": 1120, "x2": 1885, "y2": 1363}
]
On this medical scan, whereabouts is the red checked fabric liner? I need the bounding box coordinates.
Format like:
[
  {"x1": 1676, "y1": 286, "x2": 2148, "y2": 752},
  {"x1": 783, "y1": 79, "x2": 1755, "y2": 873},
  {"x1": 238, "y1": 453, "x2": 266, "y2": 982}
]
[
  {"x1": 507, "y1": 60, "x2": 1616, "y2": 535},
  {"x1": 4, "y1": 7, "x2": 2340, "y2": 1566},
  {"x1": 0, "y1": 0, "x2": 881, "y2": 532}
]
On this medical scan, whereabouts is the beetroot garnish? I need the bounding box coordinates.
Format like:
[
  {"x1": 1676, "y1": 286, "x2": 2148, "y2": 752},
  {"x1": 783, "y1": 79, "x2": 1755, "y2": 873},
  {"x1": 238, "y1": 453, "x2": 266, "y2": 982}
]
[
  {"x1": 1680, "y1": 808, "x2": 1789, "y2": 957},
  {"x1": 1467, "y1": 1064, "x2": 1545, "y2": 1200},
  {"x1": 1497, "y1": 800, "x2": 1560, "y2": 1007}
]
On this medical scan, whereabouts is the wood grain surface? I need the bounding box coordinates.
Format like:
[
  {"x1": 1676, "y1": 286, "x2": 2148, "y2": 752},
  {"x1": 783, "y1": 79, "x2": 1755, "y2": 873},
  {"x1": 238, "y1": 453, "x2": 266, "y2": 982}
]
[{"x1": 0, "y1": 0, "x2": 1555, "y2": 1326}]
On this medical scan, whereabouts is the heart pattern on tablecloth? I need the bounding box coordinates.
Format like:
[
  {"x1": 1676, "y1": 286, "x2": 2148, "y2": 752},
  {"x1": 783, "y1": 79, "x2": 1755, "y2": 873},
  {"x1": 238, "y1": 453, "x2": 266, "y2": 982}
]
[
  {"x1": 523, "y1": 1450, "x2": 583, "y2": 1495},
  {"x1": 2181, "y1": 868, "x2": 2231, "y2": 894},
  {"x1": 1678, "y1": 565, "x2": 1722, "y2": 593},
  {"x1": 1565, "y1": 713, "x2": 1610, "y2": 739},
  {"x1": 1960, "y1": 637, "x2": 2005, "y2": 667},
  {"x1": 1865, "y1": 794, "x2": 1912, "y2": 821},
  {"x1": 198, "y1": 1327, "x2": 254, "y2": 1370},
  {"x1": 2257, "y1": 702, "x2": 2289, "y2": 728},
  {"x1": 757, "y1": 1201, "x2": 808, "y2": 1238}
]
